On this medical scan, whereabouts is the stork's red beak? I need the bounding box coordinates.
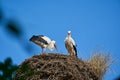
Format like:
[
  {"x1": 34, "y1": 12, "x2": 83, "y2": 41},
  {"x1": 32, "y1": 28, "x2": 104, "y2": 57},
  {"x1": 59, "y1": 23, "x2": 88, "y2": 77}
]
[{"x1": 54, "y1": 44, "x2": 58, "y2": 53}]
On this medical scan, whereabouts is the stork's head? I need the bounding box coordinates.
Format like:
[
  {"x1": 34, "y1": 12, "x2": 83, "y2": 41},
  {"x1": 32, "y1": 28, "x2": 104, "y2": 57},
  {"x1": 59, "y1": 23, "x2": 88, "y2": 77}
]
[
  {"x1": 68, "y1": 31, "x2": 71, "y2": 36},
  {"x1": 49, "y1": 40, "x2": 58, "y2": 52}
]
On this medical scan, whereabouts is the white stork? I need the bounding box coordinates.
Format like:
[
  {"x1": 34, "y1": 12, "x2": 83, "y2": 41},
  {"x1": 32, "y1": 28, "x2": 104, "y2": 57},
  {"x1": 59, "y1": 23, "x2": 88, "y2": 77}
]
[
  {"x1": 65, "y1": 31, "x2": 77, "y2": 57},
  {"x1": 29, "y1": 35, "x2": 58, "y2": 53}
]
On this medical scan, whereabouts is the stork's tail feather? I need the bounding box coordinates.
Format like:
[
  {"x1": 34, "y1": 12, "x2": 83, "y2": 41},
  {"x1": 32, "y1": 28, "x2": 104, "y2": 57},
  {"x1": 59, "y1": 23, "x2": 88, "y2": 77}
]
[{"x1": 29, "y1": 35, "x2": 38, "y2": 42}]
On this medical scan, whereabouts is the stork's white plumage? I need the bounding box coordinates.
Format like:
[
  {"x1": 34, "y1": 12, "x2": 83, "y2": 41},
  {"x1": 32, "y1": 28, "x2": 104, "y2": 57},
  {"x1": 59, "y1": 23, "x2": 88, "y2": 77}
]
[
  {"x1": 65, "y1": 31, "x2": 77, "y2": 57},
  {"x1": 30, "y1": 35, "x2": 58, "y2": 53}
]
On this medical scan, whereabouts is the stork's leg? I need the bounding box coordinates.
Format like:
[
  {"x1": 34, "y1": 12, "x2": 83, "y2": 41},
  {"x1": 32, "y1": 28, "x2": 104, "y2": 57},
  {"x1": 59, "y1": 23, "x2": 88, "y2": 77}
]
[
  {"x1": 42, "y1": 48, "x2": 44, "y2": 53},
  {"x1": 43, "y1": 48, "x2": 47, "y2": 54}
]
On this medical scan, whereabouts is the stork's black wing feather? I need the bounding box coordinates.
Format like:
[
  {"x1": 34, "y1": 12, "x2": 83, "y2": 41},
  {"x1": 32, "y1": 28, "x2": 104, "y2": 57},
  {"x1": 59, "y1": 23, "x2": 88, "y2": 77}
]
[
  {"x1": 29, "y1": 35, "x2": 48, "y2": 44},
  {"x1": 73, "y1": 45, "x2": 77, "y2": 56},
  {"x1": 65, "y1": 41, "x2": 67, "y2": 49}
]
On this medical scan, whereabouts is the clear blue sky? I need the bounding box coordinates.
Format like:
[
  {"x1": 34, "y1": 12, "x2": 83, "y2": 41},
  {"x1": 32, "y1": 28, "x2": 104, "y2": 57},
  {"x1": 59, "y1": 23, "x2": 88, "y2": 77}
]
[{"x1": 0, "y1": 0, "x2": 120, "y2": 80}]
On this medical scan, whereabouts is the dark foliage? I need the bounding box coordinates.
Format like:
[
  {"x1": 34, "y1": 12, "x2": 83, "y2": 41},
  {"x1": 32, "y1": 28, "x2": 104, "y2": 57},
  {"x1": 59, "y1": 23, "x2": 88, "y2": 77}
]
[
  {"x1": 115, "y1": 76, "x2": 120, "y2": 80},
  {"x1": 0, "y1": 9, "x2": 3, "y2": 22},
  {"x1": 0, "y1": 58, "x2": 18, "y2": 80},
  {"x1": 6, "y1": 20, "x2": 22, "y2": 37}
]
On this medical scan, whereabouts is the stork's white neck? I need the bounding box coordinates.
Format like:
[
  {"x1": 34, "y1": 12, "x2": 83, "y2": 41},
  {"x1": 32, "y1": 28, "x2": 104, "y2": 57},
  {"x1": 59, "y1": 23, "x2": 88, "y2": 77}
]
[{"x1": 68, "y1": 34, "x2": 71, "y2": 39}]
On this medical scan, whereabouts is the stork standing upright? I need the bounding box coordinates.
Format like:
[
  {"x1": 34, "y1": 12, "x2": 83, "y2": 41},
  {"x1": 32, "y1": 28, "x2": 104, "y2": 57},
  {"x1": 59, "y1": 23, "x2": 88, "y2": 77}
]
[
  {"x1": 29, "y1": 35, "x2": 58, "y2": 53},
  {"x1": 64, "y1": 31, "x2": 77, "y2": 57}
]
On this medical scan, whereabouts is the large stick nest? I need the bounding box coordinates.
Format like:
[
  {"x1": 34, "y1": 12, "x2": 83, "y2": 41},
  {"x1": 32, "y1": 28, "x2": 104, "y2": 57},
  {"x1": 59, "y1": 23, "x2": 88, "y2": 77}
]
[{"x1": 14, "y1": 53, "x2": 98, "y2": 80}]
